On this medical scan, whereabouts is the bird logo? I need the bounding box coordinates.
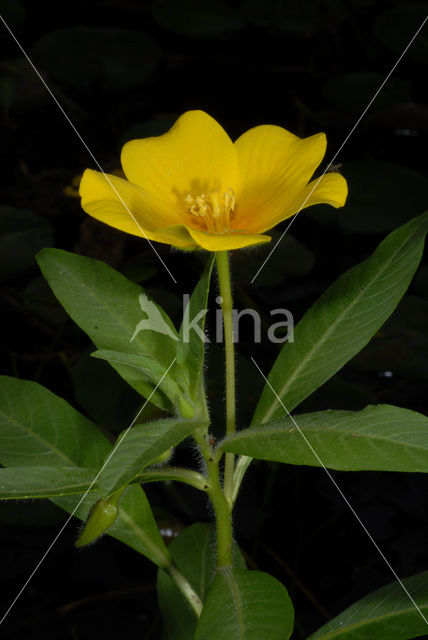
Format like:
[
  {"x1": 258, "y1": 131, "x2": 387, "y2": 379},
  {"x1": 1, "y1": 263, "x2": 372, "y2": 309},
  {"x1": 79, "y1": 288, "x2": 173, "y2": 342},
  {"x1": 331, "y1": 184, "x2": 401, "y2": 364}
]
[{"x1": 130, "y1": 293, "x2": 179, "y2": 342}]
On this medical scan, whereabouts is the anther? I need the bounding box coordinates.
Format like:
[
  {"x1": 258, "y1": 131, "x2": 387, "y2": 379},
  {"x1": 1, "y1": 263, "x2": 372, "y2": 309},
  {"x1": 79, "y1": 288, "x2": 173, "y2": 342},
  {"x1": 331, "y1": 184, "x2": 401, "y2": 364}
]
[{"x1": 184, "y1": 189, "x2": 236, "y2": 234}]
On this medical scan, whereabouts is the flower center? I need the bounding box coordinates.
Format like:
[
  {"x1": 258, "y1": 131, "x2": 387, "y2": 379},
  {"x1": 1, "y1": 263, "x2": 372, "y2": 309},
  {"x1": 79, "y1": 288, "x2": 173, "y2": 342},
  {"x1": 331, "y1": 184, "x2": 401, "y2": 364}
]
[{"x1": 184, "y1": 189, "x2": 235, "y2": 235}]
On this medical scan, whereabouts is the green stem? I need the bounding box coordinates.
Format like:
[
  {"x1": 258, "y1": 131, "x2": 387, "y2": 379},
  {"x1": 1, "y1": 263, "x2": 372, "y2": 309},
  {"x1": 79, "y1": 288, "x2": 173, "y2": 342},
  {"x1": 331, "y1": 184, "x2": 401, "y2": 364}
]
[
  {"x1": 121, "y1": 509, "x2": 202, "y2": 615},
  {"x1": 215, "y1": 250, "x2": 236, "y2": 506},
  {"x1": 206, "y1": 455, "x2": 233, "y2": 567},
  {"x1": 135, "y1": 467, "x2": 209, "y2": 492},
  {"x1": 166, "y1": 564, "x2": 203, "y2": 616},
  {"x1": 199, "y1": 250, "x2": 236, "y2": 569}
]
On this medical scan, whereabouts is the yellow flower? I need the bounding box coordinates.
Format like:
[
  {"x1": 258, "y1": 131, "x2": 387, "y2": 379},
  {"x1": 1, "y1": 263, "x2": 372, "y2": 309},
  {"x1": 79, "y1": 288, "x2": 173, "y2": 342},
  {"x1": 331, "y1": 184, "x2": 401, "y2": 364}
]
[{"x1": 79, "y1": 110, "x2": 347, "y2": 251}]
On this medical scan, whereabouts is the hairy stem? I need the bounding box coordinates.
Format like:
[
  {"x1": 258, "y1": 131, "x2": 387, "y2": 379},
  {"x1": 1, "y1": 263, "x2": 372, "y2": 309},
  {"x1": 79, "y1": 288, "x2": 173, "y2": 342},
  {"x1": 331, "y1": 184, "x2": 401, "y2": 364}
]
[
  {"x1": 136, "y1": 467, "x2": 209, "y2": 492},
  {"x1": 206, "y1": 454, "x2": 233, "y2": 567},
  {"x1": 215, "y1": 250, "x2": 236, "y2": 506},
  {"x1": 195, "y1": 250, "x2": 236, "y2": 569}
]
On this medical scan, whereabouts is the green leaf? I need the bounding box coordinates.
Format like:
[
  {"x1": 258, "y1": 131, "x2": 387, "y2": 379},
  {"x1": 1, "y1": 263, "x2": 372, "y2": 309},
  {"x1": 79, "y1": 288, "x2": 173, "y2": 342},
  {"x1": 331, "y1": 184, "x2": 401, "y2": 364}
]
[
  {"x1": 308, "y1": 570, "x2": 428, "y2": 640},
  {"x1": 221, "y1": 404, "x2": 428, "y2": 472},
  {"x1": 0, "y1": 375, "x2": 110, "y2": 468},
  {"x1": 0, "y1": 376, "x2": 171, "y2": 567},
  {"x1": 99, "y1": 418, "x2": 200, "y2": 498},
  {"x1": 0, "y1": 466, "x2": 96, "y2": 499},
  {"x1": 253, "y1": 211, "x2": 428, "y2": 426},
  {"x1": 157, "y1": 523, "x2": 247, "y2": 640},
  {"x1": 195, "y1": 568, "x2": 294, "y2": 640},
  {"x1": 56, "y1": 483, "x2": 172, "y2": 567},
  {"x1": 92, "y1": 349, "x2": 183, "y2": 408},
  {"x1": 37, "y1": 248, "x2": 178, "y2": 410},
  {"x1": 176, "y1": 255, "x2": 215, "y2": 400},
  {"x1": 0, "y1": 206, "x2": 53, "y2": 276},
  {"x1": 70, "y1": 350, "x2": 146, "y2": 432}
]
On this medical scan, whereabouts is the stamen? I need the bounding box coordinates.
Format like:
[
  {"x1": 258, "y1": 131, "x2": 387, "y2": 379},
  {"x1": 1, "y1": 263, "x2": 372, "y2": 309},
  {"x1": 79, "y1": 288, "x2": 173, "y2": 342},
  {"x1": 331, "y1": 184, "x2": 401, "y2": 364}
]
[{"x1": 184, "y1": 189, "x2": 236, "y2": 235}]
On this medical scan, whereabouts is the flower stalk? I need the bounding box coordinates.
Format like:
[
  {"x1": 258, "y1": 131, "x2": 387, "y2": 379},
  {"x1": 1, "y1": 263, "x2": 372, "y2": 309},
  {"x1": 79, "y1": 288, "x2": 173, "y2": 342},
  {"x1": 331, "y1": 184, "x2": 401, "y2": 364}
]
[
  {"x1": 192, "y1": 250, "x2": 237, "y2": 570},
  {"x1": 215, "y1": 250, "x2": 236, "y2": 507},
  {"x1": 206, "y1": 452, "x2": 234, "y2": 568}
]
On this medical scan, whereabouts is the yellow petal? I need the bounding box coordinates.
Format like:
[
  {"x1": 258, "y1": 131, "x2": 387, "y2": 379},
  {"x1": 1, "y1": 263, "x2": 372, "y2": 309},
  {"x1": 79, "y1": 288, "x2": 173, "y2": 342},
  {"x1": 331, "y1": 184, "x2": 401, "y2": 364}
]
[
  {"x1": 233, "y1": 125, "x2": 327, "y2": 233},
  {"x1": 297, "y1": 172, "x2": 348, "y2": 210},
  {"x1": 186, "y1": 226, "x2": 271, "y2": 251},
  {"x1": 121, "y1": 110, "x2": 239, "y2": 221},
  {"x1": 79, "y1": 169, "x2": 196, "y2": 248},
  {"x1": 250, "y1": 173, "x2": 348, "y2": 234}
]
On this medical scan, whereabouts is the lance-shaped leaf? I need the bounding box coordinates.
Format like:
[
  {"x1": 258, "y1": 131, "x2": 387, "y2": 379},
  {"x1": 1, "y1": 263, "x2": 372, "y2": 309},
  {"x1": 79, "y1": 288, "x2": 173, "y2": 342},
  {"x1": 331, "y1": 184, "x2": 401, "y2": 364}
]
[
  {"x1": 253, "y1": 211, "x2": 428, "y2": 425},
  {"x1": 195, "y1": 568, "x2": 294, "y2": 640},
  {"x1": 0, "y1": 376, "x2": 171, "y2": 568},
  {"x1": 0, "y1": 375, "x2": 110, "y2": 468},
  {"x1": 0, "y1": 466, "x2": 96, "y2": 499},
  {"x1": 98, "y1": 417, "x2": 200, "y2": 498},
  {"x1": 157, "y1": 523, "x2": 247, "y2": 640},
  {"x1": 36, "y1": 248, "x2": 178, "y2": 410},
  {"x1": 92, "y1": 349, "x2": 182, "y2": 407},
  {"x1": 308, "y1": 570, "x2": 428, "y2": 640},
  {"x1": 221, "y1": 405, "x2": 428, "y2": 472},
  {"x1": 176, "y1": 255, "x2": 215, "y2": 400}
]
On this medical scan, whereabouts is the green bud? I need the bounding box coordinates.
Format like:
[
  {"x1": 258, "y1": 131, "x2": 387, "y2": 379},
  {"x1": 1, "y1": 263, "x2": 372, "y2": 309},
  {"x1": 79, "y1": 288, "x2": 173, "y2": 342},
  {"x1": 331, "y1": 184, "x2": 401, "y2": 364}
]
[{"x1": 76, "y1": 489, "x2": 123, "y2": 547}]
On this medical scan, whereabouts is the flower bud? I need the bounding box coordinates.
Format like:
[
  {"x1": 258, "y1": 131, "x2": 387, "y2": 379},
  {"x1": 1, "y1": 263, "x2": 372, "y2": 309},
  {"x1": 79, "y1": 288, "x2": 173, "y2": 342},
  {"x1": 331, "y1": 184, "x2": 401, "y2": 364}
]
[{"x1": 76, "y1": 491, "x2": 122, "y2": 547}]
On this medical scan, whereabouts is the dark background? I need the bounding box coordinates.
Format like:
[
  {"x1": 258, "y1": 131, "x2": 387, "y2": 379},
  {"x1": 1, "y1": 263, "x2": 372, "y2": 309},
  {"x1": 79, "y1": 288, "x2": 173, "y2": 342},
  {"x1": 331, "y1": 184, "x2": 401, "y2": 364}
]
[{"x1": 1, "y1": 0, "x2": 428, "y2": 638}]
